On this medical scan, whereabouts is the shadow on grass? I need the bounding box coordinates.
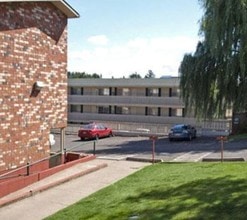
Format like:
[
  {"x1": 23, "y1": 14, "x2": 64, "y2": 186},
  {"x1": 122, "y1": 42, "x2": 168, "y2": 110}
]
[{"x1": 123, "y1": 176, "x2": 247, "y2": 220}]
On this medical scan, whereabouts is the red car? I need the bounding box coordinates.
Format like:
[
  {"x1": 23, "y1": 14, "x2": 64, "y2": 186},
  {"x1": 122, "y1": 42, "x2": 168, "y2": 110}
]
[{"x1": 78, "y1": 123, "x2": 113, "y2": 140}]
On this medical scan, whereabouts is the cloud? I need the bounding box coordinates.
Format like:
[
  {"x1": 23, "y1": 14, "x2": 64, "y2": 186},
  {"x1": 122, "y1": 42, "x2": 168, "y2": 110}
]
[
  {"x1": 68, "y1": 36, "x2": 198, "y2": 78},
  {"x1": 87, "y1": 35, "x2": 109, "y2": 46}
]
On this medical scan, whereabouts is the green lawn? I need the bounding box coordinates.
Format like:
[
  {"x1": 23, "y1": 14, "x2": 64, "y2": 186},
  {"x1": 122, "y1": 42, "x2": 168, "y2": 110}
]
[
  {"x1": 229, "y1": 133, "x2": 247, "y2": 141},
  {"x1": 46, "y1": 162, "x2": 247, "y2": 220}
]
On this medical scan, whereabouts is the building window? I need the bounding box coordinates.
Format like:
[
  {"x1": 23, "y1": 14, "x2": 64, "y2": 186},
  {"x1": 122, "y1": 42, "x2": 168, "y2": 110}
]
[
  {"x1": 98, "y1": 88, "x2": 110, "y2": 96},
  {"x1": 114, "y1": 106, "x2": 130, "y2": 115},
  {"x1": 122, "y1": 106, "x2": 130, "y2": 114},
  {"x1": 146, "y1": 88, "x2": 159, "y2": 97},
  {"x1": 98, "y1": 106, "x2": 110, "y2": 114},
  {"x1": 112, "y1": 87, "x2": 117, "y2": 96},
  {"x1": 176, "y1": 108, "x2": 183, "y2": 117},
  {"x1": 146, "y1": 107, "x2": 158, "y2": 116},
  {"x1": 122, "y1": 88, "x2": 130, "y2": 96},
  {"x1": 168, "y1": 108, "x2": 184, "y2": 117},
  {"x1": 169, "y1": 87, "x2": 179, "y2": 97},
  {"x1": 70, "y1": 105, "x2": 83, "y2": 113},
  {"x1": 70, "y1": 87, "x2": 83, "y2": 95},
  {"x1": 169, "y1": 108, "x2": 172, "y2": 116},
  {"x1": 115, "y1": 106, "x2": 122, "y2": 114}
]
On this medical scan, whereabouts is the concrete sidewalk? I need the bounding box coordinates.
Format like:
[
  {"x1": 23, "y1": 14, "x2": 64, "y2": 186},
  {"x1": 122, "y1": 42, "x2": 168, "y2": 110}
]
[{"x1": 0, "y1": 159, "x2": 150, "y2": 220}]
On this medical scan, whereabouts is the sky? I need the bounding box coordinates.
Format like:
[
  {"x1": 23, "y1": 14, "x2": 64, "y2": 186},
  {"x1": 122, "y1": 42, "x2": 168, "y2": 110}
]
[{"x1": 66, "y1": 0, "x2": 203, "y2": 79}]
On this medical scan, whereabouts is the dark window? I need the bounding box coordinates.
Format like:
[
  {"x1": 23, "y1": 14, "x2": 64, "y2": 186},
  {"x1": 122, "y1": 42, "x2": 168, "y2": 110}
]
[
  {"x1": 146, "y1": 107, "x2": 158, "y2": 116},
  {"x1": 146, "y1": 88, "x2": 159, "y2": 97},
  {"x1": 169, "y1": 108, "x2": 172, "y2": 116},
  {"x1": 98, "y1": 106, "x2": 110, "y2": 114},
  {"x1": 70, "y1": 105, "x2": 83, "y2": 113},
  {"x1": 169, "y1": 88, "x2": 172, "y2": 97},
  {"x1": 98, "y1": 88, "x2": 110, "y2": 96},
  {"x1": 70, "y1": 87, "x2": 82, "y2": 95}
]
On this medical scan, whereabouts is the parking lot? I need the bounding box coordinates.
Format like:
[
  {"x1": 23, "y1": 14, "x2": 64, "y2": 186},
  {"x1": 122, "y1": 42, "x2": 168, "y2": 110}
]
[{"x1": 52, "y1": 134, "x2": 247, "y2": 162}]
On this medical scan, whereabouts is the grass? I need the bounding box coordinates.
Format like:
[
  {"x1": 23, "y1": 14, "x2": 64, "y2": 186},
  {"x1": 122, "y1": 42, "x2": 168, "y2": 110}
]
[
  {"x1": 46, "y1": 162, "x2": 247, "y2": 220},
  {"x1": 228, "y1": 133, "x2": 247, "y2": 141}
]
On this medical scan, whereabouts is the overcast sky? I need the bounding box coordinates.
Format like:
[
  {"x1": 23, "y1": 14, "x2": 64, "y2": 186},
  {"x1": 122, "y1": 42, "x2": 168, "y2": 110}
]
[{"x1": 67, "y1": 0, "x2": 203, "y2": 78}]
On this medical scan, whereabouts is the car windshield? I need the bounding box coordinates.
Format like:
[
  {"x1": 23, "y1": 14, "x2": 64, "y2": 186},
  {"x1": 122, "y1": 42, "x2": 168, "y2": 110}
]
[
  {"x1": 172, "y1": 125, "x2": 186, "y2": 132},
  {"x1": 81, "y1": 124, "x2": 95, "y2": 130}
]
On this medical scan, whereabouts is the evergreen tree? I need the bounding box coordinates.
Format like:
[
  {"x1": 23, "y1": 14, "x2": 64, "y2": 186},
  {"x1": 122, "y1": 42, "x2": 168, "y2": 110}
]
[
  {"x1": 145, "y1": 70, "x2": 155, "y2": 78},
  {"x1": 129, "y1": 72, "x2": 142, "y2": 78},
  {"x1": 68, "y1": 71, "x2": 101, "y2": 79}
]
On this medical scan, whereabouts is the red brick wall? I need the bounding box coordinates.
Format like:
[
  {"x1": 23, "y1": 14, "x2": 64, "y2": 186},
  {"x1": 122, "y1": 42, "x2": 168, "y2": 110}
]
[{"x1": 0, "y1": 2, "x2": 68, "y2": 172}]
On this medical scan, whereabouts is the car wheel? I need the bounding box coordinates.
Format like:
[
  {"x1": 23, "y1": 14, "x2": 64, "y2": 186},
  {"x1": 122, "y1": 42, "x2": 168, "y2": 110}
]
[
  {"x1": 109, "y1": 132, "x2": 113, "y2": 137},
  {"x1": 188, "y1": 135, "x2": 192, "y2": 141}
]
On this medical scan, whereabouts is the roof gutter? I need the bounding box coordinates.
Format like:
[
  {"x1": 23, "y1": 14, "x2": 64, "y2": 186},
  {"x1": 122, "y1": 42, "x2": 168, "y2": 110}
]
[
  {"x1": 52, "y1": 0, "x2": 79, "y2": 18},
  {"x1": 0, "y1": 0, "x2": 80, "y2": 18}
]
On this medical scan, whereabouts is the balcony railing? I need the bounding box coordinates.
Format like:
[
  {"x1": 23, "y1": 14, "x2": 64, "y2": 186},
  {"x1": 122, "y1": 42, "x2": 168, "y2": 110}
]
[{"x1": 68, "y1": 95, "x2": 184, "y2": 107}]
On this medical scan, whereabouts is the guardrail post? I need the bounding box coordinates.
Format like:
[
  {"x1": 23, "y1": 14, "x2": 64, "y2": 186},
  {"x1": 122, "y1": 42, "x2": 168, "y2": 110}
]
[
  {"x1": 149, "y1": 136, "x2": 158, "y2": 164},
  {"x1": 26, "y1": 162, "x2": 30, "y2": 176},
  {"x1": 217, "y1": 136, "x2": 227, "y2": 162},
  {"x1": 61, "y1": 127, "x2": 66, "y2": 163},
  {"x1": 64, "y1": 148, "x2": 67, "y2": 163},
  {"x1": 93, "y1": 141, "x2": 96, "y2": 155}
]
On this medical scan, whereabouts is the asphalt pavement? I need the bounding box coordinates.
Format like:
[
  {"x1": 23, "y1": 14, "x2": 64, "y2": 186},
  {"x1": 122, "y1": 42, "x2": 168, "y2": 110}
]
[{"x1": 52, "y1": 135, "x2": 247, "y2": 162}]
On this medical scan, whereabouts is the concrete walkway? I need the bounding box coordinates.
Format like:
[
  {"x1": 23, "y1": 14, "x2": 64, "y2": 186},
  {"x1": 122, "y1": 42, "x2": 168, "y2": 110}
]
[{"x1": 0, "y1": 159, "x2": 150, "y2": 220}]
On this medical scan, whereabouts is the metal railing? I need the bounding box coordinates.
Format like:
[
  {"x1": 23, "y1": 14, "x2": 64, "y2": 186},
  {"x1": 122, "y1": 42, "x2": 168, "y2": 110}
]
[
  {"x1": 0, "y1": 140, "x2": 97, "y2": 181},
  {"x1": 0, "y1": 151, "x2": 62, "y2": 180},
  {"x1": 64, "y1": 140, "x2": 97, "y2": 156}
]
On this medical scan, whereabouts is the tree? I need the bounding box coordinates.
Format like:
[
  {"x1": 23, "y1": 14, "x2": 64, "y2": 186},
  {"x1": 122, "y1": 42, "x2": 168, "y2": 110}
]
[
  {"x1": 129, "y1": 72, "x2": 142, "y2": 78},
  {"x1": 179, "y1": 42, "x2": 222, "y2": 118},
  {"x1": 145, "y1": 70, "x2": 155, "y2": 78},
  {"x1": 179, "y1": 0, "x2": 247, "y2": 118},
  {"x1": 68, "y1": 71, "x2": 101, "y2": 79}
]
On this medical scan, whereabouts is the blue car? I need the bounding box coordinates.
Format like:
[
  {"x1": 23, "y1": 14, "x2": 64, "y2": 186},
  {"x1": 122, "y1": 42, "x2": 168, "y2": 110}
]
[{"x1": 168, "y1": 124, "x2": 197, "y2": 141}]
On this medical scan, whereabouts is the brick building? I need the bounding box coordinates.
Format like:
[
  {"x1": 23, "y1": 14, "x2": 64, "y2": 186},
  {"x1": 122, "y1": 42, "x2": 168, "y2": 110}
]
[{"x1": 0, "y1": 1, "x2": 79, "y2": 173}]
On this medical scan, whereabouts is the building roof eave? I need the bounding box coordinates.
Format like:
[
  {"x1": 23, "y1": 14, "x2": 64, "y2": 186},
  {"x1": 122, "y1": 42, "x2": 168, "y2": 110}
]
[
  {"x1": 52, "y1": 0, "x2": 79, "y2": 18},
  {"x1": 0, "y1": 0, "x2": 80, "y2": 18}
]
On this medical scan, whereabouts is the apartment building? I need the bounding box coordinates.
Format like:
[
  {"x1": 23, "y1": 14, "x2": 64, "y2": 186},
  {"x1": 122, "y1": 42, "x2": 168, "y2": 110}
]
[{"x1": 68, "y1": 78, "x2": 206, "y2": 133}]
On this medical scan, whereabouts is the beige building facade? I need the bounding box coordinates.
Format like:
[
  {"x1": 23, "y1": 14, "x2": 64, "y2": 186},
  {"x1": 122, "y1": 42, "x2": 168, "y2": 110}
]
[
  {"x1": 68, "y1": 78, "x2": 185, "y2": 124},
  {"x1": 68, "y1": 78, "x2": 232, "y2": 135}
]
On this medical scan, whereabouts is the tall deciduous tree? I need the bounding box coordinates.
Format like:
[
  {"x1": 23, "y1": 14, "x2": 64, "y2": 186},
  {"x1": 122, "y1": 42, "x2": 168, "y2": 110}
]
[{"x1": 179, "y1": 0, "x2": 247, "y2": 118}]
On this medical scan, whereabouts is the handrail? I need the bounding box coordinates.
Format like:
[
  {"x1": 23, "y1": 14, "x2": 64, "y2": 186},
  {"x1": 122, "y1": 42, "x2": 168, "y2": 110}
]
[
  {"x1": 0, "y1": 151, "x2": 62, "y2": 180},
  {"x1": 0, "y1": 140, "x2": 96, "y2": 180},
  {"x1": 64, "y1": 140, "x2": 96, "y2": 153}
]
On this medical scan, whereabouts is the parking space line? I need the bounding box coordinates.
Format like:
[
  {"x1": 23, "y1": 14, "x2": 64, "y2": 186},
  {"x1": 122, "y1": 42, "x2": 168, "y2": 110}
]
[
  {"x1": 97, "y1": 154, "x2": 137, "y2": 161},
  {"x1": 172, "y1": 151, "x2": 212, "y2": 162},
  {"x1": 172, "y1": 152, "x2": 192, "y2": 162},
  {"x1": 194, "y1": 152, "x2": 211, "y2": 162}
]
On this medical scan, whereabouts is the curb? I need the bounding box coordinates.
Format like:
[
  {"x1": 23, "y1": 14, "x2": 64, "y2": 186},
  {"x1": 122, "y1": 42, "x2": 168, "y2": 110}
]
[
  {"x1": 0, "y1": 163, "x2": 107, "y2": 207},
  {"x1": 202, "y1": 157, "x2": 245, "y2": 162},
  {"x1": 126, "y1": 157, "x2": 163, "y2": 163}
]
